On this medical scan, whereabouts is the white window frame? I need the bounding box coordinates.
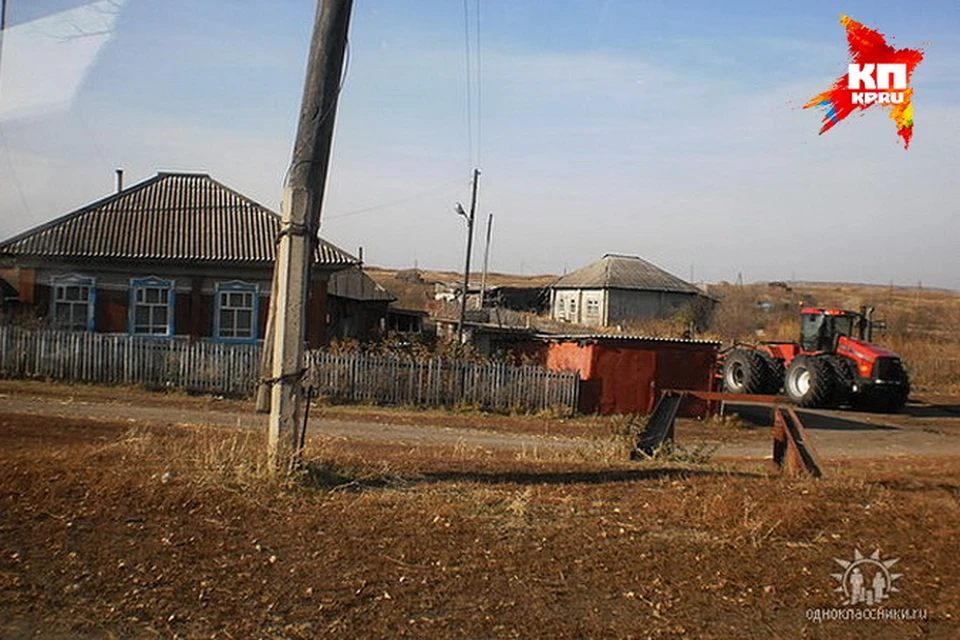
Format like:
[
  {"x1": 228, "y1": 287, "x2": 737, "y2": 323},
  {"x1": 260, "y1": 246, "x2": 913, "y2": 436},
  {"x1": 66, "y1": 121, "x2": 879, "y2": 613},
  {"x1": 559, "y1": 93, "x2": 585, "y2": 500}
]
[
  {"x1": 130, "y1": 277, "x2": 175, "y2": 336},
  {"x1": 214, "y1": 281, "x2": 259, "y2": 342},
  {"x1": 50, "y1": 274, "x2": 95, "y2": 331}
]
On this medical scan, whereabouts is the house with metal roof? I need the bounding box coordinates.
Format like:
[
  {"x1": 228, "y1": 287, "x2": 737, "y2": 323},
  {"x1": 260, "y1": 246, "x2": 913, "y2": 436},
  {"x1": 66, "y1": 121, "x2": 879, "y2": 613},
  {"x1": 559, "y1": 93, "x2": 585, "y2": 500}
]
[
  {"x1": 0, "y1": 172, "x2": 358, "y2": 346},
  {"x1": 549, "y1": 254, "x2": 713, "y2": 327},
  {"x1": 326, "y1": 265, "x2": 396, "y2": 341}
]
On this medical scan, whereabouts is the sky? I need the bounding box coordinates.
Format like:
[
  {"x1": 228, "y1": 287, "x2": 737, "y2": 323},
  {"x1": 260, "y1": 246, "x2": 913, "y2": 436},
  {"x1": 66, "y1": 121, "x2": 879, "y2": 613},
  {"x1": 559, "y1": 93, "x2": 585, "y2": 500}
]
[{"x1": 0, "y1": 0, "x2": 958, "y2": 288}]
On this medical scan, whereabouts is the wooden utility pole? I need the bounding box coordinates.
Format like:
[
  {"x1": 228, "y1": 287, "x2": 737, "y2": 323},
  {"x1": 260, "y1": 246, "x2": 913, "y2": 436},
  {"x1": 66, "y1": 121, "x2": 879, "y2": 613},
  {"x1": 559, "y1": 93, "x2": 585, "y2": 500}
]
[
  {"x1": 255, "y1": 267, "x2": 279, "y2": 413},
  {"x1": 265, "y1": 0, "x2": 353, "y2": 473},
  {"x1": 478, "y1": 212, "x2": 493, "y2": 309},
  {"x1": 0, "y1": 0, "x2": 7, "y2": 68},
  {"x1": 455, "y1": 169, "x2": 480, "y2": 344}
]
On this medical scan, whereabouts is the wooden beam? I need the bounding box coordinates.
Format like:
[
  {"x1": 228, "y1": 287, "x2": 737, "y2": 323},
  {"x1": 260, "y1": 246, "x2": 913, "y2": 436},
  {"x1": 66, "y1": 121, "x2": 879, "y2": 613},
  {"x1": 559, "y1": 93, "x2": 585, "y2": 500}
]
[{"x1": 267, "y1": 0, "x2": 353, "y2": 473}]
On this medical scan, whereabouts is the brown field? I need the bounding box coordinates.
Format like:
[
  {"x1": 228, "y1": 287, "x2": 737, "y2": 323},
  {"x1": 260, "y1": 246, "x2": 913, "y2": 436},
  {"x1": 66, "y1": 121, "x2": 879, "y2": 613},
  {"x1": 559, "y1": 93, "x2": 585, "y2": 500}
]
[{"x1": 2, "y1": 381, "x2": 959, "y2": 639}]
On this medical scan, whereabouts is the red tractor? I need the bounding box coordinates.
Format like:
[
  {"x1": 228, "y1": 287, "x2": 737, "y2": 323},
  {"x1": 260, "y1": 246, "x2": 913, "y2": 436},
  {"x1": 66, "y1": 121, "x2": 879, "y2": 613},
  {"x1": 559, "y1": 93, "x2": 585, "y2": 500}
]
[{"x1": 719, "y1": 307, "x2": 910, "y2": 412}]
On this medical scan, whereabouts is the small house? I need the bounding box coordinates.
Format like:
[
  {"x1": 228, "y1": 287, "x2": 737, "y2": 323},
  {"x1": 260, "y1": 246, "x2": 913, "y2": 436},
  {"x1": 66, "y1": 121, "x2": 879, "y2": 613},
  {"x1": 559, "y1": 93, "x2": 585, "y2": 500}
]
[
  {"x1": 326, "y1": 265, "x2": 396, "y2": 341},
  {"x1": 0, "y1": 172, "x2": 357, "y2": 346},
  {"x1": 550, "y1": 254, "x2": 711, "y2": 327}
]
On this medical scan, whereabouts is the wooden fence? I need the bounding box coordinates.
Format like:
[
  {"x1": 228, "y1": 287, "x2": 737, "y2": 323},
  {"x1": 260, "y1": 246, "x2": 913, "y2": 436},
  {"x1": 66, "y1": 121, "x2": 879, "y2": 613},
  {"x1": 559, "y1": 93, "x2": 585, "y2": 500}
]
[
  {"x1": 306, "y1": 351, "x2": 579, "y2": 414},
  {"x1": 0, "y1": 326, "x2": 580, "y2": 414},
  {"x1": 0, "y1": 326, "x2": 261, "y2": 395}
]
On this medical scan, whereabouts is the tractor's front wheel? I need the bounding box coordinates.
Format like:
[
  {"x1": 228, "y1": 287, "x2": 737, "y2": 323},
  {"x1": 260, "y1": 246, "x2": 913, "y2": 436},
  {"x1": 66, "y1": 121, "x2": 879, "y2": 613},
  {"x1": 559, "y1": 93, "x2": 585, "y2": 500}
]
[{"x1": 784, "y1": 355, "x2": 835, "y2": 408}]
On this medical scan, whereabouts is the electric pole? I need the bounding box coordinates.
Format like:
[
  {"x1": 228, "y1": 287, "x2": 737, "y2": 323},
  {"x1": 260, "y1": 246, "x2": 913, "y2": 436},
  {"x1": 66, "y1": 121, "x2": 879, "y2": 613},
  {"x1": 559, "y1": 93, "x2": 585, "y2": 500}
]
[
  {"x1": 1, "y1": 0, "x2": 7, "y2": 73},
  {"x1": 265, "y1": 0, "x2": 352, "y2": 473},
  {"x1": 478, "y1": 212, "x2": 493, "y2": 309},
  {"x1": 455, "y1": 168, "x2": 480, "y2": 345}
]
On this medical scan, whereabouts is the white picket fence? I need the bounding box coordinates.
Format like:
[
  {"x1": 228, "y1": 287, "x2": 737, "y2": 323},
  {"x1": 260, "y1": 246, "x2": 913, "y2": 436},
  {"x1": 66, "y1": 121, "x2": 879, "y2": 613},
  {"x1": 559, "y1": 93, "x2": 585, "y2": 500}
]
[{"x1": 0, "y1": 326, "x2": 579, "y2": 413}]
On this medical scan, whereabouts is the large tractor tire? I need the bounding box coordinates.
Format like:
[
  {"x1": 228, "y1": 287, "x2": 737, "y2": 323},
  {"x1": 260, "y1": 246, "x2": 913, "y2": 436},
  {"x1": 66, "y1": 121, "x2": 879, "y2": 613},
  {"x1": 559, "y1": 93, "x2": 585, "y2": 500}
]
[
  {"x1": 723, "y1": 348, "x2": 769, "y2": 394},
  {"x1": 784, "y1": 355, "x2": 835, "y2": 408},
  {"x1": 758, "y1": 353, "x2": 785, "y2": 395},
  {"x1": 823, "y1": 355, "x2": 856, "y2": 407}
]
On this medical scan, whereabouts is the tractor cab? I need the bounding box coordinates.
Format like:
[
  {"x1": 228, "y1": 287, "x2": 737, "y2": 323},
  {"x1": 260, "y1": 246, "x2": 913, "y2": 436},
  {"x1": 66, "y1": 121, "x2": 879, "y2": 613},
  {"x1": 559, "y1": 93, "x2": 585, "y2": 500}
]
[{"x1": 799, "y1": 308, "x2": 861, "y2": 353}]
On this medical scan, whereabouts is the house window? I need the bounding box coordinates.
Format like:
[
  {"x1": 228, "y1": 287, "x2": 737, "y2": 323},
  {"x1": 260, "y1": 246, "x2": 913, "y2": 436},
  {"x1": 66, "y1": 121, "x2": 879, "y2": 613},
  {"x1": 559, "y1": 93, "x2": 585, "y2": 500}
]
[
  {"x1": 569, "y1": 297, "x2": 577, "y2": 317},
  {"x1": 131, "y1": 277, "x2": 174, "y2": 335},
  {"x1": 585, "y1": 299, "x2": 600, "y2": 317},
  {"x1": 215, "y1": 282, "x2": 258, "y2": 341},
  {"x1": 51, "y1": 275, "x2": 95, "y2": 331}
]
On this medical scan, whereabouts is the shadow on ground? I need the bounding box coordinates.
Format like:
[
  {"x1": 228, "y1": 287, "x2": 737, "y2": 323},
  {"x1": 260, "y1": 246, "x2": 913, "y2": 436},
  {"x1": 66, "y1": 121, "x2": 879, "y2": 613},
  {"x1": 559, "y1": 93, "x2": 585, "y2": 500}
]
[
  {"x1": 902, "y1": 402, "x2": 960, "y2": 418},
  {"x1": 298, "y1": 464, "x2": 765, "y2": 492},
  {"x1": 416, "y1": 467, "x2": 762, "y2": 487}
]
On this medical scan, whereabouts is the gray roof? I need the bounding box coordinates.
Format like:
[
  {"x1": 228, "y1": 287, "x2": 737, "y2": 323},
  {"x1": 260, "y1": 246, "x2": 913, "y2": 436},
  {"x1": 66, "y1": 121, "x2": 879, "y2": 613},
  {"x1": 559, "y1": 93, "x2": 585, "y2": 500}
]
[
  {"x1": 0, "y1": 172, "x2": 357, "y2": 267},
  {"x1": 327, "y1": 266, "x2": 396, "y2": 302},
  {"x1": 552, "y1": 254, "x2": 700, "y2": 294}
]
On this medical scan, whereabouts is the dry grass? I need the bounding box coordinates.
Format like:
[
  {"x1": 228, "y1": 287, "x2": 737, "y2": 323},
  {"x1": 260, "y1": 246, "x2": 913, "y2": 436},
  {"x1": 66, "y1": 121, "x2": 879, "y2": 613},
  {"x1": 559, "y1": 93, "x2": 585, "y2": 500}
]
[{"x1": 2, "y1": 411, "x2": 959, "y2": 638}]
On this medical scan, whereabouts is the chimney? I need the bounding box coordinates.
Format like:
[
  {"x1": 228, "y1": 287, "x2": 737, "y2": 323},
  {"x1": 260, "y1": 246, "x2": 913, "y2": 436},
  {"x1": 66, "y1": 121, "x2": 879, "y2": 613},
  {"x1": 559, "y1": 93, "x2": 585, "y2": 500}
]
[
  {"x1": 358, "y1": 246, "x2": 364, "y2": 267},
  {"x1": 115, "y1": 168, "x2": 124, "y2": 193}
]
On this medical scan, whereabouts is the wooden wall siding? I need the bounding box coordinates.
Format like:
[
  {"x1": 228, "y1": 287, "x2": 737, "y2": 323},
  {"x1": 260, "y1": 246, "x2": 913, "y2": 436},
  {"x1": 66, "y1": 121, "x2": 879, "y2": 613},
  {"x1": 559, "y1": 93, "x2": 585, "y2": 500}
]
[{"x1": 0, "y1": 327, "x2": 579, "y2": 414}]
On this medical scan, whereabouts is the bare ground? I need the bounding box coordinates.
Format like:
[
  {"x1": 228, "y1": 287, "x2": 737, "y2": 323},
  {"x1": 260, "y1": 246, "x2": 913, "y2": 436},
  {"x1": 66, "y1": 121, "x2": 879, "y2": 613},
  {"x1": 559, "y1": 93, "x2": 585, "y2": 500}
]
[{"x1": 1, "y1": 381, "x2": 959, "y2": 639}]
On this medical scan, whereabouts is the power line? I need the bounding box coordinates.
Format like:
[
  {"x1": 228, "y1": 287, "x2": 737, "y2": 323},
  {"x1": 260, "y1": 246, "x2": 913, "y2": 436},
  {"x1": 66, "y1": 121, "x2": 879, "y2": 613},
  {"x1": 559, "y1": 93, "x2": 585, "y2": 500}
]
[
  {"x1": 461, "y1": 0, "x2": 473, "y2": 169},
  {"x1": 475, "y1": 0, "x2": 482, "y2": 167},
  {"x1": 326, "y1": 179, "x2": 465, "y2": 220}
]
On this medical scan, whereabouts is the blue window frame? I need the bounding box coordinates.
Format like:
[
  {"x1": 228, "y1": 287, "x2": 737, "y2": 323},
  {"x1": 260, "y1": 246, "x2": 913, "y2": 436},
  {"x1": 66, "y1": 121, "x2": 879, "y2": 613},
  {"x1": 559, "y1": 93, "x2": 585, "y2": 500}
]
[
  {"x1": 214, "y1": 281, "x2": 259, "y2": 342},
  {"x1": 130, "y1": 277, "x2": 175, "y2": 336},
  {"x1": 51, "y1": 274, "x2": 96, "y2": 331}
]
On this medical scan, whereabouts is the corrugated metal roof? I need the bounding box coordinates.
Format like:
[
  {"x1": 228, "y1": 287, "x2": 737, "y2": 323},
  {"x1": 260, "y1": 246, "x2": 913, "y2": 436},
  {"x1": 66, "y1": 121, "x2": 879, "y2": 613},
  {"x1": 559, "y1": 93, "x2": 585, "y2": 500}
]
[
  {"x1": 535, "y1": 333, "x2": 721, "y2": 346},
  {"x1": 551, "y1": 254, "x2": 700, "y2": 294},
  {"x1": 0, "y1": 172, "x2": 357, "y2": 267},
  {"x1": 328, "y1": 266, "x2": 396, "y2": 302}
]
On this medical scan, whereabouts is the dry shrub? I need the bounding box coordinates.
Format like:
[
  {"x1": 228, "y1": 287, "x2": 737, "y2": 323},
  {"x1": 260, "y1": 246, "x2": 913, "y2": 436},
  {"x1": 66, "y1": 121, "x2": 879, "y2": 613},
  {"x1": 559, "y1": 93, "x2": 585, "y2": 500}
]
[
  {"x1": 187, "y1": 428, "x2": 276, "y2": 487},
  {"x1": 515, "y1": 436, "x2": 632, "y2": 464},
  {"x1": 656, "y1": 441, "x2": 719, "y2": 465}
]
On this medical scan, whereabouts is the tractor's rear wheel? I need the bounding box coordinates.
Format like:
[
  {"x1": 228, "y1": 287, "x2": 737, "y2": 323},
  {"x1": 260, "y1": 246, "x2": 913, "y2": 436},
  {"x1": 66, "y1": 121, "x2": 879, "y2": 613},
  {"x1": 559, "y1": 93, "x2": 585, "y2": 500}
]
[
  {"x1": 759, "y1": 353, "x2": 785, "y2": 395},
  {"x1": 784, "y1": 355, "x2": 835, "y2": 408},
  {"x1": 723, "y1": 349, "x2": 769, "y2": 394}
]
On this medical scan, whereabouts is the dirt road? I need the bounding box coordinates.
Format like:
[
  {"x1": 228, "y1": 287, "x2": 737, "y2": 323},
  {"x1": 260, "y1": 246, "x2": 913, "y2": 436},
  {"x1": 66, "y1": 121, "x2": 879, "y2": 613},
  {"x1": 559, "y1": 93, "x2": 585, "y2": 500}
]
[
  {"x1": 0, "y1": 392, "x2": 594, "y2": 453},
  {"x1": 2, "y1": 386, "x2": 959, "y2": 461}
]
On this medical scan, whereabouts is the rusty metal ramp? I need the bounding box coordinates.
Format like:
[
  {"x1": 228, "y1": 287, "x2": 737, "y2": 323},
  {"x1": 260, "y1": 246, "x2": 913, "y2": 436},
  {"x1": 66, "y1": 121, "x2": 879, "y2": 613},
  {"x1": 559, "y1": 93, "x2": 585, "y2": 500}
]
[
  {"x1": 633, "y1": 392, "x2": 683, "y2": 459},
  {"x1": 773, "y1": 405, "x2": 824, "y2": 478}
]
